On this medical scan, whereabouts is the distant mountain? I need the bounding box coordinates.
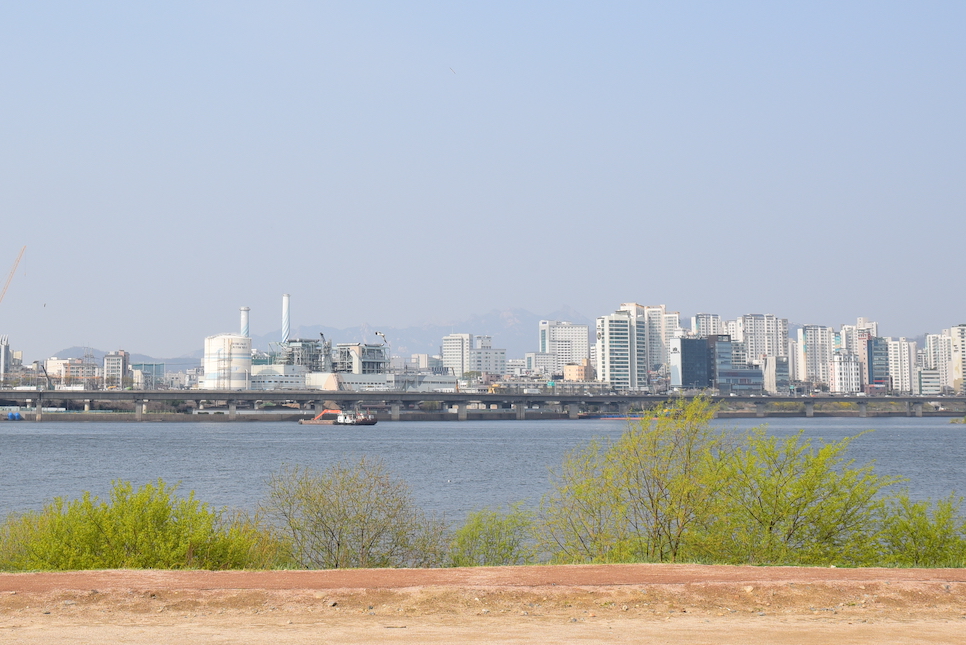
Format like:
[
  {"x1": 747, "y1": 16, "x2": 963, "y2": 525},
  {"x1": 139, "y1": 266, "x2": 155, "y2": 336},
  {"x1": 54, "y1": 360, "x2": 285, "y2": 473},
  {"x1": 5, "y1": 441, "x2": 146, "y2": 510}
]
[
  {"x1": 50, "y1": 307, "x2": 594, "y2": 369},
  {"x1": 251, "y1": 306, "x2": 594, "y2": 359},
  {"x1": 50, "y1": 347, "x2": 201, "y2": 371}
]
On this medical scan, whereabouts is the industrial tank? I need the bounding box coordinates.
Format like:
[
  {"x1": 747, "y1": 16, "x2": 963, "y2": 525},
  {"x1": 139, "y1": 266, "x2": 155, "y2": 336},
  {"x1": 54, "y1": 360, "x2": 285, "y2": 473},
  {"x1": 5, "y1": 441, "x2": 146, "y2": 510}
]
[{"x1": 203, "y1": 334, "x2": 252, "y2": 390}]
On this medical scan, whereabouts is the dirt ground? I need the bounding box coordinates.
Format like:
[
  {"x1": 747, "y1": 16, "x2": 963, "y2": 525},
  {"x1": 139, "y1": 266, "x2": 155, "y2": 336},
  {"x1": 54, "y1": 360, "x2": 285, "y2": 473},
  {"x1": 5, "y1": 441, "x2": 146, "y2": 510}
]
[{"x1": 1, "y1": 564, "x2": 965, "y2": 644}]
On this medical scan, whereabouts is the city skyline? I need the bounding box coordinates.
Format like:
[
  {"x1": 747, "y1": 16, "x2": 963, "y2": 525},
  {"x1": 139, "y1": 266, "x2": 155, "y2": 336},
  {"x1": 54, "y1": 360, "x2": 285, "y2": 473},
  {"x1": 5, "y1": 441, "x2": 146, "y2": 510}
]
[{"x1": 1, "y1": 297, "x2": 960, "y2": 366}]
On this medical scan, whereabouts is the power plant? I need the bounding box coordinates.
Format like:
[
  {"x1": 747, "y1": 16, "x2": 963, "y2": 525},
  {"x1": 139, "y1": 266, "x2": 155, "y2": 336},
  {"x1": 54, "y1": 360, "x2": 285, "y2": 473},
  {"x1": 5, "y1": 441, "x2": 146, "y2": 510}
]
[{"x1": 201, "y1": 294, "x2": 454, "y2": 393}]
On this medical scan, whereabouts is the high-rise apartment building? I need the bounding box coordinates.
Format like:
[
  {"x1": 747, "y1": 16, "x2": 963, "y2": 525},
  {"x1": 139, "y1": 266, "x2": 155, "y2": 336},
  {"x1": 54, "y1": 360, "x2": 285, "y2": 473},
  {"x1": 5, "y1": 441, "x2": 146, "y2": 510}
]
[
  {"x1": 595, "y1": 310, "x2": 635, "y2": 390},
  {"x1": 924, "y1": 332, "x2": 953, "y2": 390},
  {"x1": 595, "y1": 304, "x2": 680, "y2": 390},
  {"x1": 797, "y1": 325, "x2": 834, "y2": 385},
  {"x1": 887, "y1": 338, "x2": 917, "y2": 394},
  {"x1": 839, "y1": 318, "x2": 878, "y2": 387},
  {"x1": 948, "y1": 325, "x2": 966, "y2": 394},
  {"x1": 738, "y1": 314, "x2": 788, "y2": 366},
  {"x1": 691, "y1": 313, "x2": 722, "y2": 337},
  {"x1": 830, "y1": 352, "x2": 863, "y2": 394}
]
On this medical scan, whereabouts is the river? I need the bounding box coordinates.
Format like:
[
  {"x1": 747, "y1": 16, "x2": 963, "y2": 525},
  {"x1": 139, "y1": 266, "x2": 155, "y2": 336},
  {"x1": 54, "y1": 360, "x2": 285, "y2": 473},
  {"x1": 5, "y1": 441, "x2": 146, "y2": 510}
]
[{"x1": 1, "y1": 417, "x2": 964, "y2": 521}]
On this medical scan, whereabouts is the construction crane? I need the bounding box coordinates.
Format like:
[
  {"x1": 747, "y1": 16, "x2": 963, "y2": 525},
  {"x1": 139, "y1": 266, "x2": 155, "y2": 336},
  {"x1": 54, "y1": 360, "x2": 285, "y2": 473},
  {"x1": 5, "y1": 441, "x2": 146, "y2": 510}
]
[{"x1": 0, "y1": 246, "x2": 26, "y2": 307}]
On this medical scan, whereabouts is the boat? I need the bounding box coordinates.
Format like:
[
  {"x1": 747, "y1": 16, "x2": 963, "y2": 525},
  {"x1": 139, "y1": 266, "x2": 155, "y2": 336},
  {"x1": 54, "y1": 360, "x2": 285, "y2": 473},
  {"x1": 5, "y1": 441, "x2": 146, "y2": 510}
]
[
  {"x1": 336, "y1": 411, "x2": 377, "y2": 426},
  {"x1": 298, "y1": 409, "x2": 377, "y2": 426}
]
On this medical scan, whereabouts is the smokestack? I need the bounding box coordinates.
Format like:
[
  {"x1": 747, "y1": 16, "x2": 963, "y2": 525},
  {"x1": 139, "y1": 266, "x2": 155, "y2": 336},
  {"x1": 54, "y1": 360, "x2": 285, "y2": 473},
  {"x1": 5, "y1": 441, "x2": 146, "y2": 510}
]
[
  {"x1": 240, "y1": 307, "x2": 250, "y2": 338},
  {"x1": 282, "y1": 294, "x2": 291, "y2": 343}
]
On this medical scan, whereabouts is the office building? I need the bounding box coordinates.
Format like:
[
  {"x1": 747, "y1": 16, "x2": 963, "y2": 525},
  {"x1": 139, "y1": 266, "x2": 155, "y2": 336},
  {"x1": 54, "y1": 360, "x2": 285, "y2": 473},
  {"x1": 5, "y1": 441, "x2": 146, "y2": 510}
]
[
  {"x1": 103, "y1": 350, "x2": 130, "y2": 388},
  {"x1": 538, "y1": 320, "x2": 590, "y2": 371},
  {"x1": 442, "y1": 333, "x2": 473, "y2": 378}
]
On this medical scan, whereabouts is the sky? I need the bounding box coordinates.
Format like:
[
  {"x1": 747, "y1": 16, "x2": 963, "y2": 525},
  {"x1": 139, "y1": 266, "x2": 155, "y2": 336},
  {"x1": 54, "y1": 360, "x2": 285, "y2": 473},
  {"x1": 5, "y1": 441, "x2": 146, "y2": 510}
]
[{"x1": 1, "y1": 1, "x2": 964, "y2": 360}]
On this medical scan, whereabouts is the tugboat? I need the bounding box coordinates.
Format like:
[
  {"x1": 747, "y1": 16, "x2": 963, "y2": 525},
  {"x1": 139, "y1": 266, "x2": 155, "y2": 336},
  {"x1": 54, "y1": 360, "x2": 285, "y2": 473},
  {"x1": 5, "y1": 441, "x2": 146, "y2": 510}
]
[
  {"x1": 336, "y1": 410, "x2": 377, "y2": 426},
  {"x1": 299, "y1": 409, "x2": 377, "y2": 426}
]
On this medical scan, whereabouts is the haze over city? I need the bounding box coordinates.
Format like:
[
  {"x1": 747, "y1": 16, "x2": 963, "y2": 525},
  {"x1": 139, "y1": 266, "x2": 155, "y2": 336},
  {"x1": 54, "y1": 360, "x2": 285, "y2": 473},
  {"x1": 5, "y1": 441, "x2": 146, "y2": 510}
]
[{"x1": 2, "y1": 2, "x2": 964, "y2": 361}]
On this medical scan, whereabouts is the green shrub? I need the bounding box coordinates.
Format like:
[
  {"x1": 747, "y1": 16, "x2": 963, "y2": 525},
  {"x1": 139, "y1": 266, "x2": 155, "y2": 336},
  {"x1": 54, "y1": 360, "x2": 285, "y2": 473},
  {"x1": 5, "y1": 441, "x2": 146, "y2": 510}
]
[
  {"x1": 878, "y1": 493, "x2": 966, "y2": 567},
  {"x1": 0, "y1": 480, "x2": 280, "y2": 571},
  {"x1": 449, "y1": 503, "x2": 536, "y2": 567},
  {"x1": 260, "y1": 459, "x2": 447, "y2": 569}
]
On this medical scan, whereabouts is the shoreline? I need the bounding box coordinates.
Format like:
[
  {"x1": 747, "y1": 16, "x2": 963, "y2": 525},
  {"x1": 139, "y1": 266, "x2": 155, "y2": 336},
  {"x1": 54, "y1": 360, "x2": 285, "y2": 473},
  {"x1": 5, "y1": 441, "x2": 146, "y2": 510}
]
[{"x1": 1, "y1": 410, "x2": 964, "y2": 422}]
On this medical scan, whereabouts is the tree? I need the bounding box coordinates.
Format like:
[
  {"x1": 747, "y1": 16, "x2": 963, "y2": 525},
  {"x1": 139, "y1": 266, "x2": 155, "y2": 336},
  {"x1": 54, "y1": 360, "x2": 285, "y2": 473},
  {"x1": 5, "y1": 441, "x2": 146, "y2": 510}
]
[
  {"x1": 878, "y1": 493, "x2": 966, "y2": 567},
  {"x1": 539, "y1": 438, "x2": 627, "y2": 563},
  {"x1": 449, "y1": 503, "x2": 536, "y2": 567},
  {"x1": 260, "y1": 458, "x2": 447, "y2": 569},
  {"x1": 692, "y1": 429, "x2": 899, "y2": 565},
  {"x1": 539, "y1": 397, "x2": 728, "y2": 563},
  {"x1": 538, "y1": 398, "x2": 904, "y2": 566},
  {"x1": 0, "y1": 480, "x2": 279, "y2": 571}
]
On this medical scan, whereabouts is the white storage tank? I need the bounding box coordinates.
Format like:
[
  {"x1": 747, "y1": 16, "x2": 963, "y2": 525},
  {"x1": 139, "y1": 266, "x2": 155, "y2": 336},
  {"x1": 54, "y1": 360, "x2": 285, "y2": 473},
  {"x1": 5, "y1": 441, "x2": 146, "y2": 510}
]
[{"x1": 203, "y1": 334, "x2": 252, "y2": 390}]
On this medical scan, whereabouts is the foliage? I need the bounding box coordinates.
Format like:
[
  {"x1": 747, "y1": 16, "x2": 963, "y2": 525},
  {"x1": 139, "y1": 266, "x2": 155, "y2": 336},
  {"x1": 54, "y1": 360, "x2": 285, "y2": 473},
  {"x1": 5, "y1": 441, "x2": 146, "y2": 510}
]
[
  {"x1": 260, "y1": 458, "x2": 447, "y2": 569},
  {"x1": 448, "y1": 503, "x2": 536, "y2": 567},
  {"x1": 691, "y1": 430, "x2": 898, "y2": 565},
  {"x1": 537, "y1": 397, "x2": 929, "y2": 567},
  {"x1": 539, "y1": 397, "x2": 728, "y2": 563},
  {"x1": 539, "y1": 438, "x2": 627, "y2": 562},
  {"x1": 878, "y1": 493, "x2": 966, "y2": 567},
  {"x1": 0, "y1": 480, "x2": 280, "y2": 571}
]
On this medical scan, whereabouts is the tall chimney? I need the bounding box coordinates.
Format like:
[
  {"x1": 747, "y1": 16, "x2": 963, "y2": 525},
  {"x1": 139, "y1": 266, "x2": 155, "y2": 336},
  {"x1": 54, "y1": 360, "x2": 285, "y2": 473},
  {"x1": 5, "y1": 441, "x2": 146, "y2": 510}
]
[
  {"x1": 240, "y1": 306, "x2": 250, "y2": 338},
  {"x1": 281, "y1": 294, "x2": 291, "y2": 343}
]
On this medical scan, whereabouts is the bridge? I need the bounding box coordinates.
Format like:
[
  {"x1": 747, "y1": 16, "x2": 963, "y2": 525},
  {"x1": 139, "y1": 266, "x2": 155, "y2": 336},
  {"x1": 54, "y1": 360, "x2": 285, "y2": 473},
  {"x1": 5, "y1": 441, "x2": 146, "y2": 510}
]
[{"x1": 2, "y1": 390, "x2": 963, "y2": 421}]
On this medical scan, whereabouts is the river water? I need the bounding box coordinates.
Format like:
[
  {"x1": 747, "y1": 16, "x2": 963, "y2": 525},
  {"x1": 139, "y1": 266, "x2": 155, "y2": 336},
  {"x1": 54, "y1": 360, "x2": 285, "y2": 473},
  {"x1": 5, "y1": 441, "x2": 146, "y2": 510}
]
[{"x1": 1, "y1": 417, "x2": 964, "y2": 521}]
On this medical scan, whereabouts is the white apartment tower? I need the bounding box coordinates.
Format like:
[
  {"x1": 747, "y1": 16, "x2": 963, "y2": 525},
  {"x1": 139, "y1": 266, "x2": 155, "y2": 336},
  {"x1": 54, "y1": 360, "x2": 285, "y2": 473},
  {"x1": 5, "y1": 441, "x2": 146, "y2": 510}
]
[
  {"x1": 924, "y1": 332, "x2": 953, "y2": 390},
  {"x1": 538, "y1": 320, "x2": 590, "y2": 371},
  {"x1": 738, "y1": 314, "x2": 788, "y2": 366},
  {"x1": 830, "y1": 352, "x2": 863, "y2": 394},
  {"x1": 691, "y1": 313, "x2": 722, "y2": 337},
  {"x1": 887, "y1": 337, "x2": 917, "y2": 394},
  {"x1": 947, "y1": 325, "x2": 966, "y2": 395},
  {"x1": 797, "y1": 325, "x2": 834, "y2": 385}
]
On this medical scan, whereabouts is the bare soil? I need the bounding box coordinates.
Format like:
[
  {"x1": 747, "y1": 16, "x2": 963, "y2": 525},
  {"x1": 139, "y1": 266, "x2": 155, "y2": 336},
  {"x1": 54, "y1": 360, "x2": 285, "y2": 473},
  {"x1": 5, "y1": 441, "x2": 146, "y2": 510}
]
[{"x1": 1, "y1": 564, "x2": 965, "y2": 644}]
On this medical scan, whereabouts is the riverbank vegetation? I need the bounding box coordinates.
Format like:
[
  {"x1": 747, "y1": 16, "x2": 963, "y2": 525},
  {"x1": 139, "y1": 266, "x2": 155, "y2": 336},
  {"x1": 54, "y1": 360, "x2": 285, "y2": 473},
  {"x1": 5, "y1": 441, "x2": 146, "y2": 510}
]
[{"x1": 1, "y1": 398, "x2": 965, "y2": 571}]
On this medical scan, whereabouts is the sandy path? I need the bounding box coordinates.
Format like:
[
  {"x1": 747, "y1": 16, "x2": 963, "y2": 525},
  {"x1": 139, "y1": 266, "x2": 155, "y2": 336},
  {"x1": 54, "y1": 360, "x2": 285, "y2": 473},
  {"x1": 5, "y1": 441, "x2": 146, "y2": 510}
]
[{"x1": 2, "y1": 564, "x2": 965, "y2": 644}]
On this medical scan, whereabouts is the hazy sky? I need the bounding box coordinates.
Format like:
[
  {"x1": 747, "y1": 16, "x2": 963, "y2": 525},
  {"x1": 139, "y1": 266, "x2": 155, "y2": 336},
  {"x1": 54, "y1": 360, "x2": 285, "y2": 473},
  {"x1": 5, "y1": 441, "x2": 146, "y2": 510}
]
[{"x1": 2, "y1": 1, "x2": 964, "y2": 360}]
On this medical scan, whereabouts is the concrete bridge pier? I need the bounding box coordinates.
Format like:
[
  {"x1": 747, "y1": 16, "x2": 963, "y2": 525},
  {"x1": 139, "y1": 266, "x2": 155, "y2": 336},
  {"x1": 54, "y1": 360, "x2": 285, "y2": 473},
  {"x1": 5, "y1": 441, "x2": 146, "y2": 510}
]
[
  {"x1": 228, "y1": 400, "x2": 237, "y2": 421},
  {"x1": 391, "y1": 401, "x2": 402, "y2": 421},
  {"x1": 135, "y1": 399, "x2": 143, "y2": 422},
  {"x1": 84, "y1": 399, "x2": 91, "y2": 412},
  {"x1": 567, "y1": 403, "x2": 579, "y2": 420},
  {"x1": 755, "y1": 401, "x2": 767, "y2": 418},
  {"x1": 457, "y1": 402, "x2": 468, "y2": 421},
  {"x1": 858, "y1": 400, "x2": 868, "y2": 418},
  {"x1": 804, "y1": 401, "x2": 815, "y2": 418},
  {"x1": 910, "y1": 401, "x2": 923, "y2": 417},
  {"x1": 619, "y1": 402, "x2": 631, "y2": 417},
  {"x1": 313, "y1": 400, "x2": 324, "y2": 417},
  {"x1": 514, "y1": 402, "x2": 527, "y2": 420},
  {"x1": 29, "y1": 399, "x2": 41, "y2": 422}
]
